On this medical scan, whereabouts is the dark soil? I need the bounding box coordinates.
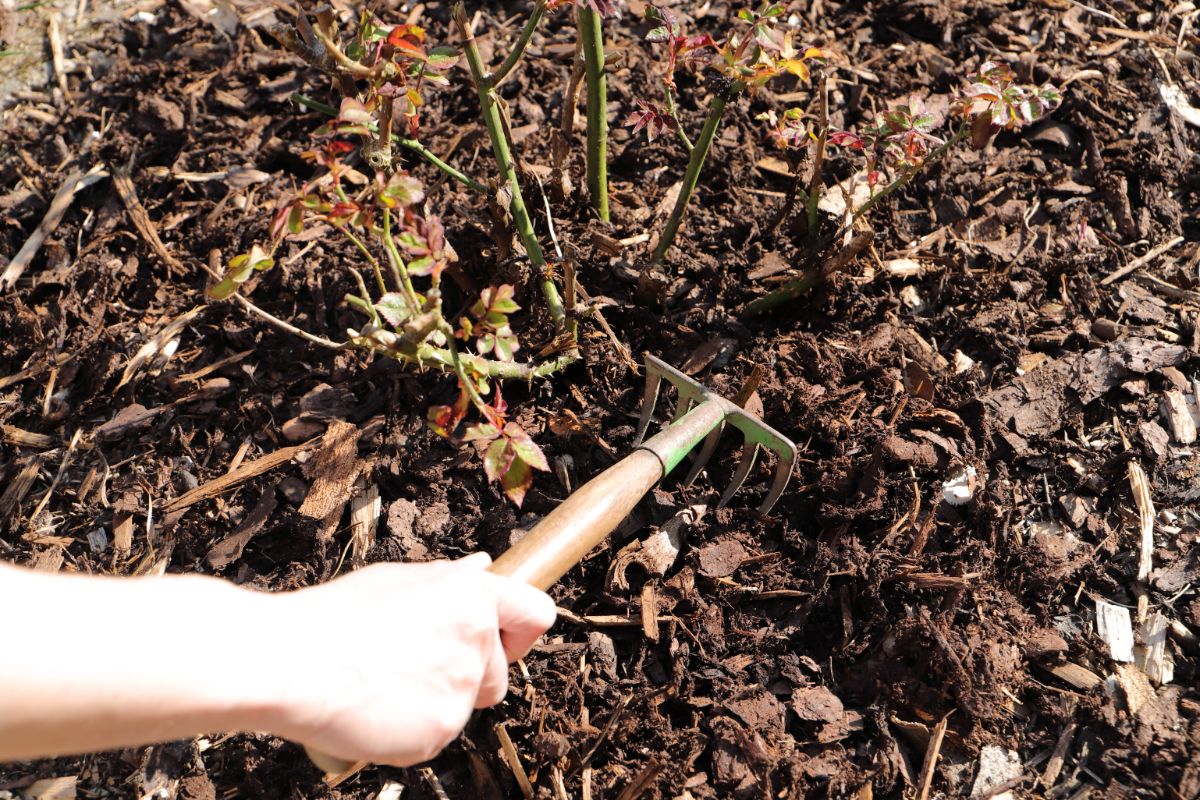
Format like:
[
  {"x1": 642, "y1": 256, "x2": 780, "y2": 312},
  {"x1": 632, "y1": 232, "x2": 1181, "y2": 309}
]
[{"x1": 2, "y1": 0, "x2": 1199, "y2": 798}]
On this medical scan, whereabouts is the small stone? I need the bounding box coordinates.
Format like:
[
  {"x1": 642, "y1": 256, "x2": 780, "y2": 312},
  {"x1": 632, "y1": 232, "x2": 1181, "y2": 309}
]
[
  {"x1": 277, "y1": 476, "x2": 308, "y2": 506},
  {"x1": 281, "y1": 417, "x2": 326, "y2": 442},
  {"x1": 698, "y1": 539, "x2": 748, "y2": 578}
]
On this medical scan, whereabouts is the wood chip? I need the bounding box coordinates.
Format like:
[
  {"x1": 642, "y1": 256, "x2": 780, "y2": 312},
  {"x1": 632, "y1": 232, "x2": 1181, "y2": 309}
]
[
  {"x1": 20, "y1": 775, "x2": 77, "y2": 800},
  {"x1": 348, "y1": 482, "x2": 381, "y2": 562},
  {"x1": 204, "y1": 486, "x2": 279, "y2": 571},
  {"x1": 298, "y1": 420, "x2": 363, "y2": 542},
  {"x1": 1127, "y1": 461, "x2": 1154, "y2": 584},
  {"x1": 640, "y1": 582, "x2": 659, "y2": 642},
  {"x1": 2, "y1": 425, "x2": 56, "y2": 449},
  {"x1": 1044, "y1": 662, "x2": 1103, "y2": 691},
  {"x1": 1159, "y1": 390, "x2": 1197, "y2": 444},
  {"x1": 1135, "y1": 612, "x2": 1173, "y2": 685},
  {"x1": 0, "y1": 456, "x2": 44, "y2": 525},
  {"x1": 915, "y1": 713, "x2": 950, "y2": 800},
  {"x1": 1094, "y1": 599, "x2": 1134, "y2": 662},
  {"x1": 1108, "y1": 662, "x2": 1154, "y2": 716}
]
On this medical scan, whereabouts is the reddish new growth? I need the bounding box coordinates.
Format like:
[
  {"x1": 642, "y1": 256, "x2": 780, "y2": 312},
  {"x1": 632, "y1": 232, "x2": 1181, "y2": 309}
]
[
  {"x1": 626, "y1": 99, "x2": 678, "y2": 142},
  {"x1": 547, "y1": 0, "x2": 620, "y2": 16},
  {"x1": 813, "y1": 60, "x2": 1063, "y2": 202},
  {"x1": 953, "y1": 60, "x2": 1063, "y2": 147}
]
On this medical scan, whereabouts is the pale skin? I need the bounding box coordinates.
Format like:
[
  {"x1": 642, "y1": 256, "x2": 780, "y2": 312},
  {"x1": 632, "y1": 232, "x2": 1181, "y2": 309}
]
[{"x1": 0, "y1": 553, "x2": 556, "y2": 766}]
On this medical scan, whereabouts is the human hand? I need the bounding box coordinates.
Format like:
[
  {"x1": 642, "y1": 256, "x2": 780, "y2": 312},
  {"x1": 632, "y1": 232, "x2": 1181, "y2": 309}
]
[{"x1": 261, "y1": 553, "x2": 555, "y2": 767}]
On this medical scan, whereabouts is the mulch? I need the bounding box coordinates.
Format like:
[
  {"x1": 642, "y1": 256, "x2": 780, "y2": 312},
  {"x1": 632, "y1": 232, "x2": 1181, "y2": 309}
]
[{"x1": 1, "y1": 0, "x2": 1199, "y2": 797}]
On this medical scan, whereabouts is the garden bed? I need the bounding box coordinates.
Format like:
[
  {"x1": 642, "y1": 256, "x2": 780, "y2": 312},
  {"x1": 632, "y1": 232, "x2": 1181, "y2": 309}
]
[{"x1": 1, "y1": 0, "x2": 1198, "y2": 797}]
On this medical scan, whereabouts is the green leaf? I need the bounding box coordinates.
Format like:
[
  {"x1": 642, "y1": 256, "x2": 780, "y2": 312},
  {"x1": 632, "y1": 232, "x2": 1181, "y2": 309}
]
[
  {"x1": 483, "y1": 438, "x2": 513, "y2": 483},
  {"x1": 287, "y1": 205, "x2": 304, "y2": 235},
  {"x1": 207, "y1": 276, "x2": 239, "y2": 300},
  {"x1": 407, "y1": 255, "x2": 436, "y2": 276},
  {"x1": 375, "y1": 292, "x2": 411, "y2": 327},
  {"x1": 338, "y1": 97, "x2": 375, "y2": 125},
  {"x1": 501, "y1": 457, "x2": 533, "y2": 507},
  {"x1": 380, "y1": 173, "x2": 426, "y2": 208},
  {"x1": 463, "y1": 423, "x2": 500, "y2": 442},
  {"x1": 503, "y1": 423, "x2": 549, "y2": 471},
  {"x1": 426, "y1": 47, "x2": 459, "y2": 69},
  {"x1": 493, "y1": 336, "x2": 515, "y2": 362}
]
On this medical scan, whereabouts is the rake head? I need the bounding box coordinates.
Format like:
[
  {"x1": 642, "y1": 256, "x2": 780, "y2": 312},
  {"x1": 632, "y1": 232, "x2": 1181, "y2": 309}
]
[{"x1": 633, "y1": 354, "x2": 797, "y2": 514}]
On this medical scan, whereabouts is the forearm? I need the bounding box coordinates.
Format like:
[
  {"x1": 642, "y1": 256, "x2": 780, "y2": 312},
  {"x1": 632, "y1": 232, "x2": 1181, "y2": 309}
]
[{"x1": 0, "y1": 562, "x2": 291, "y2": 761}]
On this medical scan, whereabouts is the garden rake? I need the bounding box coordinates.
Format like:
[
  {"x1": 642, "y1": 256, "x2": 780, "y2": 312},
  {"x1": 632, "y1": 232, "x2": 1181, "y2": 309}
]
[{"x1": 306, "y1": 353, "x2": 797, "y2": 774}]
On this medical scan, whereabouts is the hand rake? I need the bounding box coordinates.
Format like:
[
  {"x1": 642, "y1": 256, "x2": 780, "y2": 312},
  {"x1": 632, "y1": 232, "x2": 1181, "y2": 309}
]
[{"x1": 306, "y1": 353, "x2": 797, "y2": 774}]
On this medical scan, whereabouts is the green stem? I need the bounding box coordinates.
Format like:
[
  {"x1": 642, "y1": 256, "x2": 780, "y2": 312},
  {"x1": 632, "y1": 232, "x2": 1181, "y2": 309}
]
[
  {"x1": 740, "y1": 267, "x2": 824, "y2": 318},
  {"x1": 664, "y1": 84, "x2": 694, "y2": 152},
  {"x1": 491, "y1": 0, "x2": 547, "y2": 86},
  {"x1": 651, "y1": 81, "x2": 744, "y2": 264},
  {"x1": 577, "y1": 5, "x2": 609, "y2": 222},
  {"x1": 382, "y1": 208, "x2": 422, "y2": 310},
  {"x1": 443, "y1": 330, "x2": 493, "y2": 418},
  {"x1": 741, "y1": 230, "x2": 873, "y2": 318},
  {"x1": 290, "y1": 93, "x2": 486, "y2": 193},
  {"x1": 851, "y1": 123, "x2": 970, "y2": 224},
  {"x1": 426, "y1": 346, "x2": 578, "y2": 380},
  {"x1": 453, "y1": 4, "x2": 568, "y2": 334},
  {"x1": 339, "y1": 226, "x2": 387, "y2": 295}
]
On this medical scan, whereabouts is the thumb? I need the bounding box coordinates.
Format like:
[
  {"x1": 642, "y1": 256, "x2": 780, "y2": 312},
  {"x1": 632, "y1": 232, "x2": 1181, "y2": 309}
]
[{"x1": 455, "y1": 551, "x2": 493, "y2": 570}]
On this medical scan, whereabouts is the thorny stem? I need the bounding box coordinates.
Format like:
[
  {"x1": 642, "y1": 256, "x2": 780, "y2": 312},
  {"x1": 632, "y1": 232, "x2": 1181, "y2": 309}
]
[
  {"x1": 850, "y1": 123, "x2": 970, "y2": 224},
  {"x1": 453, "y1": 4, "x2": 569, "y2": 336},
  {"x1": 651, "y1": 80, "x2": 745, "y2": 264},
  {"x1": 291, "y1": 93, "x2": 486, "y2": 193},
  {"x1": 491, "y1": 0, "x2": 547, "y2": 87},
  {"x1": 382, "y1": 208, "x2": 423, "y2": 310},
  {"x1": 313, "y1": 28, "x2": 378, "y2": 76},
  {"x1": 234, "y1": 286, "x2": 576, "y2": 381},
  {"x1": 577, "y1": 4, "x2": 609, "y2": 222}
]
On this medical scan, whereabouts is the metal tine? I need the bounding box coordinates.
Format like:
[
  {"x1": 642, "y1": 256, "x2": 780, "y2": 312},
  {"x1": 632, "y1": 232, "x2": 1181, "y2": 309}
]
[
  {"x1": 717, "y1": 441, "x2": 759, "y2": 508},
  {"x1": 633, "y1": 368, "x2": 663, "y2": 446},
  {"x1": 757, "y1": 446, "x2": 796, "y2": 514},
  {"x1": 672, "y1": 395, "x2": 694, "y2": 423},
  {"x1": 683, "y1": 423, "x2": 724, "y2": 486}
]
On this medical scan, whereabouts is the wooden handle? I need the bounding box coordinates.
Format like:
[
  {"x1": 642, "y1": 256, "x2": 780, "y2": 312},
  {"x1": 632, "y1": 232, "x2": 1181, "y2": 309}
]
[{"x1": 488, "y1": 448, "x2": 663, "y2": 589}]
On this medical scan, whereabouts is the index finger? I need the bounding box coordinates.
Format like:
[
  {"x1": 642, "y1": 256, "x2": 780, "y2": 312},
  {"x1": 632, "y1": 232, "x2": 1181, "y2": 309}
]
[{"x1": 489, "y1": 575, "x2": 557, "y2": 662}]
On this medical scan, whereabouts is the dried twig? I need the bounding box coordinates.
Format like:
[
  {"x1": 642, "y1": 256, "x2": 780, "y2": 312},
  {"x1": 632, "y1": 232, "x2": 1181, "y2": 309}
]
[
  {"x1": 47, "y1": 14, "x2": 71, "y2": 100},
  {"x1": 494, "y1": 723, "x2": 534, "y2": 800},
  {"x1": 1041, "y1": 719, "x2": 1076, "y2": 789},
  {"x1": 161, "y1": 440, "x2": 318, "y2": 513},
  {"x1": 915, "y1": 713, "x2": 950, "y2": 800},
  {"x1": 113, "y1": 169, "x2": 185, "y2": 272},
  {"x1": 1099, "y1": 236, "x2": 1185, "y2": 285},
  {"x1": 0, "y1": 166, "x2": 108, "y2": 291}
]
